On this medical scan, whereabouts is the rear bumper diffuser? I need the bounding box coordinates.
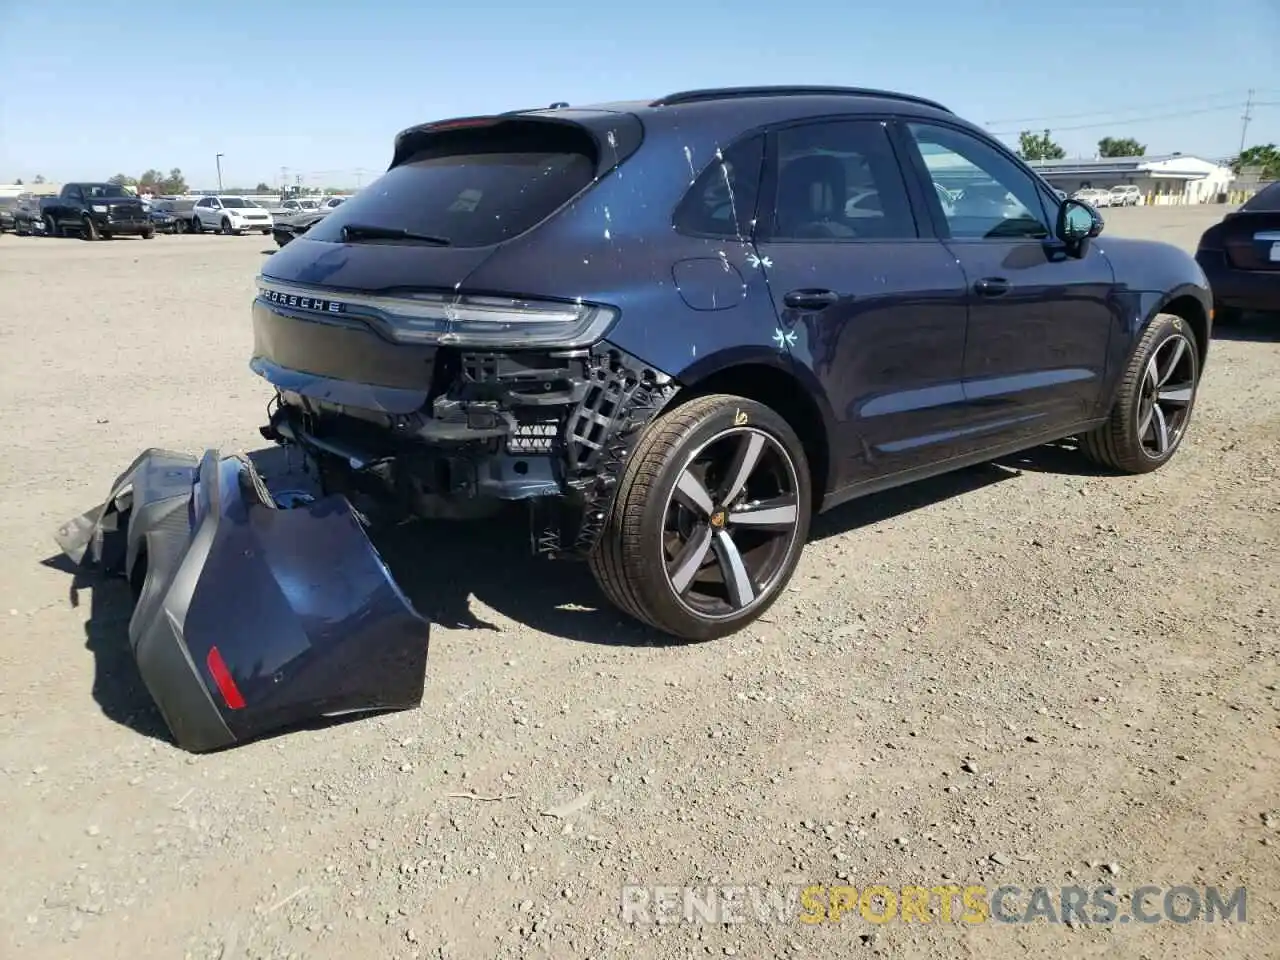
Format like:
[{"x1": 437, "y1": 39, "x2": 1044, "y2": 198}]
[{"x1": 56, "y1": 448, "x2": 429, "y2": 752}]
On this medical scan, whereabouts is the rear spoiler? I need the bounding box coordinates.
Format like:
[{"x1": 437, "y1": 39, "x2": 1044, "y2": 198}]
[{"x1": 388, "y1": 110, "x2": 644, "y2": 178}]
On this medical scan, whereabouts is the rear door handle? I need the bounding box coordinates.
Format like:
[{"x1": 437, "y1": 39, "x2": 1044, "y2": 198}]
[
  {"x1": 783, "y1": 288, "x2": 841, "y2": 310},
  {"x1": 973, "y1": 277, "x2": 1010, "y2": 297}
]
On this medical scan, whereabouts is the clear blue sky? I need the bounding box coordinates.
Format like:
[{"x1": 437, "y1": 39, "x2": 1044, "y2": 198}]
[{"x1": 2, "y1": 0, "x2": 1277, "y2": 189}]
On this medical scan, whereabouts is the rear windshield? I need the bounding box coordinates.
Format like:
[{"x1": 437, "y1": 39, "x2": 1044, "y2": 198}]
[
  {"x1": 305, "y1": 121, "x2": 599, "y2": 248},
  {"x1": 1241, "y1": 181, "x2": 1280, "y2": 212}
]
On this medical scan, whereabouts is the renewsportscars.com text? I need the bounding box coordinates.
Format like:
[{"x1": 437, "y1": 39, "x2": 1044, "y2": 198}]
[{"x1": 620, "y1": 883, "x2": 1248, "y2": 926}]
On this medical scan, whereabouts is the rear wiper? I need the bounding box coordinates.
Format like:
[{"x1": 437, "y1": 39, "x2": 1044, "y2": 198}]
[{"x1": 340, "y1": 223, "x2": 451, "y2": 245}]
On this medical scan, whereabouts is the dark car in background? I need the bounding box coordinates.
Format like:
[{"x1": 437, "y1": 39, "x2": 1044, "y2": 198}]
[
  {"x1": 10, "y1": 193, "x2": 48, "y2": 236},
  {"x1": 145, "y1": 198, "x2": 180, "y2": 233},
  {"x1": 271, "y1": 208, "x2": 329, "y2": 247},
  {"x1": 0, "y1": 196, "x2": 16, "y2": 232},
  {"x1": 1196, "y1": 181, "x2": 1280, "y2": 322},
  {"x1": 252, "y1": 85, "x2": 1213, "y2": 640}
]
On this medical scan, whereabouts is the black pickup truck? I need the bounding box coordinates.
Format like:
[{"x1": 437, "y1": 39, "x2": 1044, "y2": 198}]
[{"x1": 40, "y1": 182, "x2": 154, "y2": 239}]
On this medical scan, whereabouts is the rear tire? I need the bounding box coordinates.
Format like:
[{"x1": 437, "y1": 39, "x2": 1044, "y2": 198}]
[
  {"x1": 190, "y1": 217, "x2": 202, "y2": 233},
  {"x1": 589, "y1": 394, "x2": 812, "y2": 641},
  {"x1": 1079, "y1": 312, "x2": 1200, "y2": 474}
]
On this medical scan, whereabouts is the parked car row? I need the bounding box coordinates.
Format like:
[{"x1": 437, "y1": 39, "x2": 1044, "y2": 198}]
[
  {"x1": 1069, "y1": 185, "x2": 1142, "y2": 208},
  {"x1": 1, "y1": 188, "x2": 303, "y2": 239}
]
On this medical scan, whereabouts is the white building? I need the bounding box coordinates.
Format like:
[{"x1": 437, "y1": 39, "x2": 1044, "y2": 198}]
[{"x1": 1026, "y1": 154, "x2": 1235, "y2": 204}]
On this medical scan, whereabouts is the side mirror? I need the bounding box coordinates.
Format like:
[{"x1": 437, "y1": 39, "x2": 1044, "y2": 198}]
[{"x1": 1057, "y1": 198, "x2": 1103, "y2": 244}]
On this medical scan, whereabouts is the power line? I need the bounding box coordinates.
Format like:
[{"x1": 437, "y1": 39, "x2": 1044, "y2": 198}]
[
  {"x1": 985, "y1": 88, "x2": 1277, "y2": 126},
  {"x1": 989, "y1": 100, "x2": 1278, "y2": 137}
]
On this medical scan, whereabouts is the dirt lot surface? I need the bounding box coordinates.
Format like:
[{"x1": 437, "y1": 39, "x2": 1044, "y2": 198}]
[{"x1": 1, "y1": 207, "x2": 1277, "y2": 960}]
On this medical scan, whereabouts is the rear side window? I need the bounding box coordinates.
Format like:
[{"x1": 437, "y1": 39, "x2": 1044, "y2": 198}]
[
  {"x1": 674, "y1": 135, "x2": 765, "y2": 238},
  {"x1": 1241, "y1": 181, "x2": 1280, "y2": 212},
  {"x1": 306, "y1": 121, "x2": 599, "y2": 248}
]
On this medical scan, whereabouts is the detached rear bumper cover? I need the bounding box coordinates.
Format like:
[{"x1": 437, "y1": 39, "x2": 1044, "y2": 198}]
[{"x1": 56, "y1": 449, "x2": 429, "y2": 752}]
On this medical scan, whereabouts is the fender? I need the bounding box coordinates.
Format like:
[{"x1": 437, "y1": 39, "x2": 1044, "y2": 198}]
[
  {"x1": 672, "y1": 344, "x2": 841, "y2": 494},
  {"x1": 1090, "y1": 232, "x2": 1212, "y2": 415}
]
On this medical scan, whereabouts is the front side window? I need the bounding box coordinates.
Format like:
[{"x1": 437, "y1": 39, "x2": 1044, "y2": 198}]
[
  {"x1": 905, "y1": 123, "x2": 1050, "y2": 240},
  {"x1": 673, "y1": 135, "x2": 764, "y2": 238},
  {"x1": 767, "y1": 120, "x2": 917, "y2": 241}
]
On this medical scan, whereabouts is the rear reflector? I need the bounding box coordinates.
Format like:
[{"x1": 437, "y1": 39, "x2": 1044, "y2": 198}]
[{"x1": 206, "y1": 646, "x2": 246, "y2": 710}]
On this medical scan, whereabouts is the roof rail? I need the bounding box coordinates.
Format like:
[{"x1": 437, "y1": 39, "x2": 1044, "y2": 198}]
[{"x1": 651, "y1": 85, "x2": 952, "y2": 114}]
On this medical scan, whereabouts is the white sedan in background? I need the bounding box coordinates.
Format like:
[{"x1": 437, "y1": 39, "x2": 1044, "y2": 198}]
[{"x1": 1071, "y1": 187, "x2": 1111, "y2": 208}]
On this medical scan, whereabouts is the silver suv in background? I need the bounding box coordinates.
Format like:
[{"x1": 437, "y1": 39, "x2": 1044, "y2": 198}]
[{"x1": 1109, "y1": 185, "x2": 1142, "y2": 206}]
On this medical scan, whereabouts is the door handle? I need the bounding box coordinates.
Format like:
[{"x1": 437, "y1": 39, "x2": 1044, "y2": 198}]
[
  {"x1": 783, "y1": 288, "x2": 841, "y2": 310},
  {"x1": 973, "y1": 277, "x2": 1010, "y2": 297}
]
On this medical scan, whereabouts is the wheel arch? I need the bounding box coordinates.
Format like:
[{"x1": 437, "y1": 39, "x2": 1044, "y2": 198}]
[
  {"x1": 667, "y1": 349, "x2": 837, "y2": 510},
  {"x1": 1148, "y1": 285, "x2": 1211, "y2": 366},
  {"x1": 1100, "y1": 285, "x2": 1209, "y2": 416}
]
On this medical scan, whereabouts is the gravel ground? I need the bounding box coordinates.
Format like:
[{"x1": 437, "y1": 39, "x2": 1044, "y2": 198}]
[{"x1": 0, "y1": 207, "x2": 1277, "y2": 960}]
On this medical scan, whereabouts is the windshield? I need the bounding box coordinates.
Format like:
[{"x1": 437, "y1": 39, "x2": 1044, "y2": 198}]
[
  {"x1": 306, "y1": 123, "x2": 598, "y2": 248},
  {"x1": 82, "y1": 183, "x2": 131, "y2": 198},
  {"x1": 219, "y1": 197, "x2": 251, "y2": 208}
]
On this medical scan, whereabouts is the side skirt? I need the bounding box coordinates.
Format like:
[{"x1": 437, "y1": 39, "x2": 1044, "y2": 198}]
[{"x1": 819, "y1": 419, "x2": 1110, "y2": 513}]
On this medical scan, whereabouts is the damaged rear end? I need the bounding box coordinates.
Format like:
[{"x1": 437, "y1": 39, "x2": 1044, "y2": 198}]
[
  {"x1": 252, "y1": 108, "x2": 680, "y2": 553},
  {"x1": 56, "y1": 449, "x2": 429, "y2": 752}
]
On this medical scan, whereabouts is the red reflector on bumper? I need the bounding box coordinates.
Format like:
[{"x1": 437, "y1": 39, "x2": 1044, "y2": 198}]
[{"x1": 206, "y1": 646, "x2": 246, "y2": 710}]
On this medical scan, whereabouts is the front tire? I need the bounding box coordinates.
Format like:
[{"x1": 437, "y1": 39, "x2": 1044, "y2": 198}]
[
  {"x1": 1080, "y1": 313, "x2": 1200, "y2": 474},
  {"x1": 81, "y1": 216, "x2": 99, "y2": 241},
  {"x1": 589, "y1": 394, "x2": 812, "y2": 641},
  {"x1": 141, "y1": 228, "x2": 155, "y2": 239}
]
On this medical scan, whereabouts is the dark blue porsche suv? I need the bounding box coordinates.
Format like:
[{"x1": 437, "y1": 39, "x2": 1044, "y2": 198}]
[{"x1": 252, "y1": 86, "x2": 1212, "y2": 640}]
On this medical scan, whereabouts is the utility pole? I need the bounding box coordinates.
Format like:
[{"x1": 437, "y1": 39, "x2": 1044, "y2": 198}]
[
  {"x1": 1238, "y1": 89, "x2": 1255, "y2": 159},
  {"x1": 354, "y1": 167, "x2": 366, "y2": 189},
  {"x1": 215, "y1": 153, "x2": 224, "y2": 193}
]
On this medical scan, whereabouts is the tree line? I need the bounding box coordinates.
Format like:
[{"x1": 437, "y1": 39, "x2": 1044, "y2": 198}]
[
  {"x1": 1015, "y1": 129, "x2": 1280, "y2": 178},
  {"x1": 1017, "y1": 131, "x2": 1148, "y2": 161}
]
